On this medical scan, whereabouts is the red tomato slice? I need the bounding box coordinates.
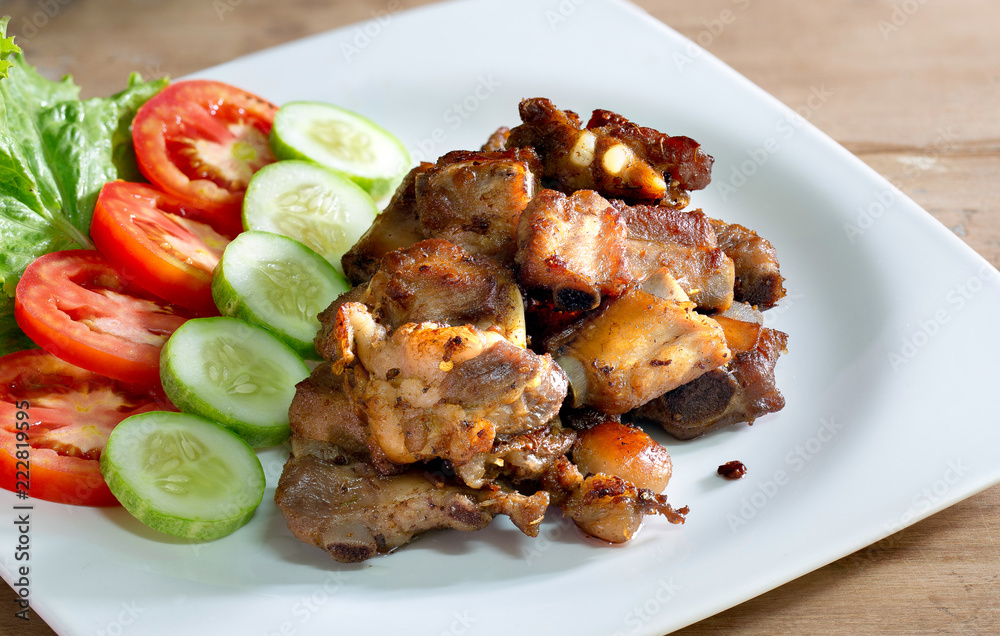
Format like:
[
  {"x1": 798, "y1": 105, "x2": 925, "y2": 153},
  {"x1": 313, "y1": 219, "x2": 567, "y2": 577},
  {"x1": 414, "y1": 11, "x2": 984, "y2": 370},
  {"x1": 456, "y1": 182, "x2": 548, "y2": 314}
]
[
  {"x1": 0, "y1": 349, "x2": 175, "y2": 507},
  {"x1": 91, "y1": 181, "x2": 234, "y2": 315},
  {"x1": 132, "y1": 79, "x2": 277, "y2": 224},
  {"x1": 15, "y1": 250, "x2": 194, "y2": 386}
]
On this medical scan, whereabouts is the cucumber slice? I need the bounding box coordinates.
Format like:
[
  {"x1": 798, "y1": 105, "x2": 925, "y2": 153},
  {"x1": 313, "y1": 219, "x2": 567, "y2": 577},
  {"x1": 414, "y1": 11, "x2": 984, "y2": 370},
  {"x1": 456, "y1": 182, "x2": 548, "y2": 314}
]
[
  {"x1": 212, "y1": 231, "x2": 350, "y2": 358},
  {"x1": 242, "y1": 160, "x2": 378, "y2": 276},
  {"x1": 160, "y1": 317, "x2": 309, "y2": 447},
  {"x1": 100, "y1": 411, "x2": 265, "y2": 541},
  {"x1": 270, "y1": 101, "x2": 410, "y2": 198}
]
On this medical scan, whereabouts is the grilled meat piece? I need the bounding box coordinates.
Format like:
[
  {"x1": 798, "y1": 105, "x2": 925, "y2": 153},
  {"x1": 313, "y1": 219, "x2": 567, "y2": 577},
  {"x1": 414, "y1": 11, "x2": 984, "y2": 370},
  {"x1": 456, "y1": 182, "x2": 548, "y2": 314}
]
[
  {"x1": 507, "y1": 98, "x2": 669, "y2": 202},
  {"x1": 482, "y1": 126, "x2": 510, "y2": 152},
  {"x1": 342, "y1": 163, "x2": 433, "y2": 285},
  {"x1": 516, "y1": 189, "x2": 630, "y2": 311},
  {"x1": 710, "y1": 219, "x2": 785, "y2": 309},
  {"x1": 631, "y1": 315, "x2": 787, "y2": 439},
  {"x1": 288, "y1": 363, "x2": 404, "y2": 475},
  {"x1": 587, "y1": 108, "x2": 713, "y2": 192},
  {"x1": 572, "y1": 419, "x2": 672, "y2": 493},
  {"x1": 415, "y1": 148, "x2": 541, "y2": 263},
  {"x1": 615, "y1": 201, "x2": 734, "y2": 311},
  {"x1": 327, "y1": 302, "x2": 567, "y2": 466},
  {"x1": 543, "y1": 456, "x2": 686, "y2": 543},
  {"x1": 359, "y1": 239, "x2": 527, "y2": 347},
  {"x1": 546, "y1": 281, "x2": 731, "y2": 415},
  {"x1": 516, "y1": 190, "x2": 734, "y2": 312},
  {"x1": 454, "y1": 419, "x2": 577, "y2": 489},
  {"x1": 275, "y1": 438, "x2": 549, "y2": 563},
  {"x1": 506, "y1": 98, "x2": 712, "y2": 205},
  {"x1": 319, "y1": 239, "x2": 527, "y2": 359}
]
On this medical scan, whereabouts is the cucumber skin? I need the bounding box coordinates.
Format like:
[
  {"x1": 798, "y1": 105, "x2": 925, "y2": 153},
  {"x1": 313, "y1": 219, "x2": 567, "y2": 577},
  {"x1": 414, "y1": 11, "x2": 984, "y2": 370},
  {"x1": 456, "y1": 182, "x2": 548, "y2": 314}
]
[
  {"x1": 271, "y1": 132, "x2": 396, "y2": 199},
  {"x1": 100, "y1": 413, "x2": 265, "y2": 541},
  {"x1": 211, "y1": 264, "x2": 317, "y2": 359},
  {"x1": 269, "y1": 101, "x2": 411, "y2": 199},
  {"x1": 211, "y1": 232, "x2": 348, "y2": 360},
  {"x1": 159, "y1": 318, "x2": 308, "y2": 448}
]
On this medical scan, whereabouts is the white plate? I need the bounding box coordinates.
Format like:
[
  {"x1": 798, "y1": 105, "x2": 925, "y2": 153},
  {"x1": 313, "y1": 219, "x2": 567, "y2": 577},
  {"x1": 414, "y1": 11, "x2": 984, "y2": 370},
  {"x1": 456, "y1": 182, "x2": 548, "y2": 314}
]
[{"x1": 4, "y1": 0, "x2": 1000, "y2": 634}]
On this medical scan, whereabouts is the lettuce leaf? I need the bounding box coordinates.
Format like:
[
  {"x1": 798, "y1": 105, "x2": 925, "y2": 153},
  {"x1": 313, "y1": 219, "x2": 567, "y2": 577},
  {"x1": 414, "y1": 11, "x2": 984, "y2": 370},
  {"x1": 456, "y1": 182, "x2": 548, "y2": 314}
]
[{"x1": 0, "y1": 17, "x2": 167, "y2": 356}]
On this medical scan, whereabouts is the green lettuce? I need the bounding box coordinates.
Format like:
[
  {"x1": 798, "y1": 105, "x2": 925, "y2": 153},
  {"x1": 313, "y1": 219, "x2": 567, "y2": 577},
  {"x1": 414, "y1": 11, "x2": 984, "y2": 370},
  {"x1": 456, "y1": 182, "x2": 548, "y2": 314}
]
[{"x1": 0, "y1": 16, "x2": 168, "y2": 355}]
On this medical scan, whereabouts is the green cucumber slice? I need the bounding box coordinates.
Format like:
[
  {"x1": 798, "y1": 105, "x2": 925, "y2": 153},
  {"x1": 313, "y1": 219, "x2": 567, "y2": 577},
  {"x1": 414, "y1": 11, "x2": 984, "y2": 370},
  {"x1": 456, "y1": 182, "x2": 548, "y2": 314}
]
[
  {"x1": 100, "y1": 411, "x2": 265, "y2": 541},
  {"x1": 212, "y1": 231, "x2": 350, "y2": 358},
  {"x1": 270, "y1": 101, "x2": 410, "y2": 198},
  {"x1": 242, "y1": 160, "x2": 378, "y2": 276},
  {"x1": 160, "y1": 317, "x2": 309, "y2": 447}
]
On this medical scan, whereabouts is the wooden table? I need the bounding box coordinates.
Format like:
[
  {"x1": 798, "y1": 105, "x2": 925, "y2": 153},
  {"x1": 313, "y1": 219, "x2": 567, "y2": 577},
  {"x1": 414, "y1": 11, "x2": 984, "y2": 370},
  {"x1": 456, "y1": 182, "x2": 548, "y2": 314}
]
[{"x1": 3, "y1": 0, "x2": 998, "y2": 633}]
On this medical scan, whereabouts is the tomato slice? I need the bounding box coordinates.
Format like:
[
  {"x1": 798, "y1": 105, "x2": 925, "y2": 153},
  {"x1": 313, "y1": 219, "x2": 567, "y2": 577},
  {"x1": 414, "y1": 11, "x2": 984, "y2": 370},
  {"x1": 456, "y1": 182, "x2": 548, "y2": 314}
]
[
  {"x1": 15, "y1": 250, "x2": 195, "y2": 386},
  {"x1": 92, "y1": 181, "x2": 234, "y2": 315},
  {"x1": 132, "y1": 79, "x2": 278, "y2": 223},
  {"x1": 0, "y1": 349, "x2": 175, "y2": 506}
]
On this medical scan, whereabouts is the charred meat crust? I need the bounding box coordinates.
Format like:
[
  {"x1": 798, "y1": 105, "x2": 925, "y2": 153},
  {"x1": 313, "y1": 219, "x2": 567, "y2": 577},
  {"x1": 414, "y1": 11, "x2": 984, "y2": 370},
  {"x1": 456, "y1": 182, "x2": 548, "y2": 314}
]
[
  {"x1": 631, "y1": 319, "x2": 788, "y2": 440},
  {"x1": 710, "y1": 218, "x2": 786, "y2": 309}
]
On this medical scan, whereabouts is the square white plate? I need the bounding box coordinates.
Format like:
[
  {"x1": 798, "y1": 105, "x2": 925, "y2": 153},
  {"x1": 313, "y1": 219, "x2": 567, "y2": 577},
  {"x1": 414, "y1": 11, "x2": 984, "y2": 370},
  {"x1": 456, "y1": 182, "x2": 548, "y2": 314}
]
[{"x1": 4, "y1": 0, "x2": 1000, "y2": 634}]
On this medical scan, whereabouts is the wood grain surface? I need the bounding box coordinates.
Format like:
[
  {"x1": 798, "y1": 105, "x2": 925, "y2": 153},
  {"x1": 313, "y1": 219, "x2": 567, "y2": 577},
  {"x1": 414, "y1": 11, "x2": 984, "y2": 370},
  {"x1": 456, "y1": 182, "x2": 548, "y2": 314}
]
[{"x1": 1, "y1": 0, "x2": 998, "y2": 634}]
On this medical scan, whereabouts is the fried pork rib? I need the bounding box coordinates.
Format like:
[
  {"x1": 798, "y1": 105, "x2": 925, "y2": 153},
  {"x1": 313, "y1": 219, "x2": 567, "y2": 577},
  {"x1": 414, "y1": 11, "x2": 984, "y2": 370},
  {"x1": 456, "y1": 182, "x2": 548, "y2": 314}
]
[
  {"x1": 342, "y1": 163, "x2": 432, "y2": 285},
  {"x1": 277, "y1": 98, "x2": 789, "y2": 563},
  {"x1": 276, "y1": 438, "x2": 549, "y2": 562},
  {"x1": 415, "y1": 148, "x2": 541, "y2": 263},
  {"x1": 515, "y1": 188, "x2": 735, "y2": 311},
  {"x1": 546, "y1": 282, "x2": 731, "y2": 415},
  {"x1": 341, "y1": 150, "x2": 541, "y2": 283},
  {"x1": 515, "y1": 189, "x2": 630, "y2": 311},
  {"x1": 327, "y1": 301, "x2": 567, "y2": 466},
  {"x1": 544, "y1": 456, "x2": 687, "y2": 543},
  {"x1": 631, "y1": 315, "x2": 788, "y2": 440},
  {"x1": 710, "y1": 219, "x2": 785, "y2": 309},
  {"x1": 505, "y1": 97, "x2": 713, "y2": 206},
  {"x1": 332, "y1": 239, "x2": 526, "y2": 348}
]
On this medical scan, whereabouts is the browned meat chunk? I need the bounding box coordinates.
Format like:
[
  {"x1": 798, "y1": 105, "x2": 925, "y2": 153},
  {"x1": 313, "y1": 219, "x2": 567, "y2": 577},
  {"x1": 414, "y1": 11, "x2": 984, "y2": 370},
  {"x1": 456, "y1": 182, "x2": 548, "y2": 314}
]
[
  {"x1": 288, "y1": 363, "x2": 403, "y2": 475},
  {"x1": 318, "y1": 240, "x2": 526, "y2": 360},
  {"x1": 454, "y1": 419, "x2": 577, "y2": 489},
  {"x1": 615, "y1": 202, "x2": 734, "y2": 311},
  {"x1": 481, "y1": 126, "x2": 510, "y2": 152},
  {"x1": 543, "y1": 456, "x2": 686, "y2": 543},
  {"x1": 631, "y1": 315, "x2": 787, "y2": 439},
  {"x1": 506, "y1": 98, "x2": 712, "y2": 206},
  {"x1": 516, "y1": 189, "x2": 630, "y2": 311},
  {"x1": 515, "y1": 190, "x2": 734, "y2": 312},
  {"x1": 342, "y1": 163, "x2": 432, "y2": 285},
  {"x1": 545, "y1": 282, "x2": 731, "y2": 415},
  {"x1": 710, "y1": 219, "x2": 785, "y2": 309},
  {"x1": 356, "y1": 239, "x2": 526, "y2": 346},
  {"x1": 325, "y1": 302, "x2": 567, "y2": 466},
  {"x1": 275, "y1": 438, "x2": 549, "y2": 563},
  {"x1": 571, "y1": 419, "x2": 672, "y2": 493},
  {"x1": 587, "y1": 108, "x2": 714, "y2": 192},
  {"x1": 415, "y1": 148, "x2": 541, "y2": 263}
]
